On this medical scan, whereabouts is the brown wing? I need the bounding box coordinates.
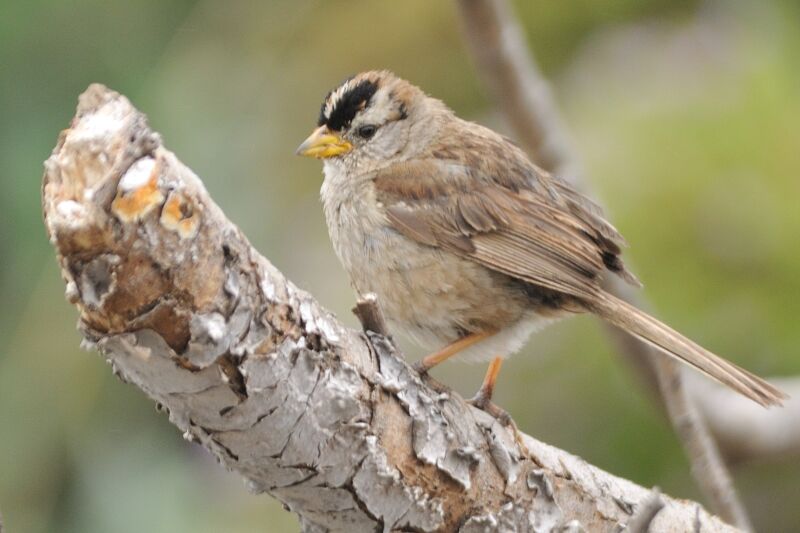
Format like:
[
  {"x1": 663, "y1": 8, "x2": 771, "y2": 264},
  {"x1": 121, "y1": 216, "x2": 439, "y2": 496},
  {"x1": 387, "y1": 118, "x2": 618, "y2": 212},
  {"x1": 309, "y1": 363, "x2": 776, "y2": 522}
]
[
  {"x1": 374, "y1": 127, "x2": 640, "y2": 300},
  {"x1": 375, "y1": 124, "x2": 789, "y2": 408}
]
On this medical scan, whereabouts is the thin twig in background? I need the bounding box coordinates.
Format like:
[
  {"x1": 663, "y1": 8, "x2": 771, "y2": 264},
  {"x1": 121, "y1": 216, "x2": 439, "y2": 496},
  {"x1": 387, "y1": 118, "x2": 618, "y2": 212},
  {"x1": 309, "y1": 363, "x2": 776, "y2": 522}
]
[
  {"x1": 454, "y1": 0, "x2": 754, "y2": 529},
  {"x1": 691, "y1": 375, "x2": 800, "y2": 463},
  {"x1": 656, "y1": 357, "x2": 752, "y2": 530}
]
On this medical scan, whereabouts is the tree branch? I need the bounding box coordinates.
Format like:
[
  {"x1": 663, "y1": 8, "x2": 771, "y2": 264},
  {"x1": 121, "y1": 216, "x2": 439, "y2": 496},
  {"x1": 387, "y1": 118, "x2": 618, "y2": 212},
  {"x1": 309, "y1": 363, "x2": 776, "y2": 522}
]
[
  {"x1": 352, "y1": 294, "x2": 390, "y2": 338},
  {"x1": 42, "y1": 85, "x2": 741, "y2": 532},
  {"x1": 453, "y1": 0, "x2": 783, "y2": 529},
  {"x1": 624, "y1": 487, "x2": 664, "y2": 533},
  {"x1": 691, "y1": 375, "x2": 800, "y2": 464}
]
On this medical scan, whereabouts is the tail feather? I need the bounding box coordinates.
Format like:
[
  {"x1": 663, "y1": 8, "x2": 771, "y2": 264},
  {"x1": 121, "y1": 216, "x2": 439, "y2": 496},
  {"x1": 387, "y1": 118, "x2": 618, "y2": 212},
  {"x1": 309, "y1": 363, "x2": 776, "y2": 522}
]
[{"x1": 588, "y1": 292, "x2": 788, "y2": 407}]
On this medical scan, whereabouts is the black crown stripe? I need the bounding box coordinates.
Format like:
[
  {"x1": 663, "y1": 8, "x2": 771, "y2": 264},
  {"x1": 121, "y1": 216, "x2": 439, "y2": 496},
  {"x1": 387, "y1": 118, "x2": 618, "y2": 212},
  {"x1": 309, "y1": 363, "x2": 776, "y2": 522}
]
[{"x1": 318, "y1": 79, "x2": 379, "y2": 131}]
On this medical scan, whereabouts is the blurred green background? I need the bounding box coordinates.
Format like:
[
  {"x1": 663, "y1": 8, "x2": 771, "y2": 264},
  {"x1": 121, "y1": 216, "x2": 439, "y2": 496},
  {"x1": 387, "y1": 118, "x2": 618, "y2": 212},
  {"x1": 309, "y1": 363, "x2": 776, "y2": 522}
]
[{"x1": 1, "y1": 0, "x2": 799, "y2": 531}]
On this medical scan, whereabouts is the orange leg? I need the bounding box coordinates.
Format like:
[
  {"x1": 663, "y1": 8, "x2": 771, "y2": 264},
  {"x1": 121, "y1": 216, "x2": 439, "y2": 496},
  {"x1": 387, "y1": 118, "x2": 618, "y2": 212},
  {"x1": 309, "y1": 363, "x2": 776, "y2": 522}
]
[
  {"x1": 468, "y1": 357, "x2": 513, "y2": 425},
  {"x1": 413, "y1": 331, "x2": 494, "y2": 374},
  {"x1": 471, "y1": 357, "x2": 503, "y2": 408}
]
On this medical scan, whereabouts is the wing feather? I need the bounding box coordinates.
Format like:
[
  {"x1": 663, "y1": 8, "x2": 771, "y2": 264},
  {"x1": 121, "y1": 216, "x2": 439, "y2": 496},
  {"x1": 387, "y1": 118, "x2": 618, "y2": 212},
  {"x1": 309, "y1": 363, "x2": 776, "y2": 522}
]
[{"x1": 374, "y1": 127, "x2": 639, "y2": 299}]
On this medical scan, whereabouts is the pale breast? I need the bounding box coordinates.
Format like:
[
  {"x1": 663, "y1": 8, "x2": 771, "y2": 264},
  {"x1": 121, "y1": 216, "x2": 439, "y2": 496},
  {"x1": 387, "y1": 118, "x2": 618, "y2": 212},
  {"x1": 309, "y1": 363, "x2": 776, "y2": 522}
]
[{"x1": 320, "y1": 165, "x2": 535, "y2": 353}]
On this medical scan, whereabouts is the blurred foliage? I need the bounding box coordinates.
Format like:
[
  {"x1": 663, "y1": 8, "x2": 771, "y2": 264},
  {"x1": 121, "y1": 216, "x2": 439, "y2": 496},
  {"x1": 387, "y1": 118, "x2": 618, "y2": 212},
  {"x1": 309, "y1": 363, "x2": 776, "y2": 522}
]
[{"x1": 1, "y1": 0, "x2": 799, "y2": 531}]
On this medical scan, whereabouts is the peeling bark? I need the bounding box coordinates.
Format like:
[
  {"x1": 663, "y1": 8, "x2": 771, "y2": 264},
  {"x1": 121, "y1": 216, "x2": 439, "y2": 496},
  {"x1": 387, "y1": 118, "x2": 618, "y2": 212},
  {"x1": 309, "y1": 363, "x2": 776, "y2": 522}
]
[{"x1": 42, "y1": 85, "x2": 740, "y2": 532}]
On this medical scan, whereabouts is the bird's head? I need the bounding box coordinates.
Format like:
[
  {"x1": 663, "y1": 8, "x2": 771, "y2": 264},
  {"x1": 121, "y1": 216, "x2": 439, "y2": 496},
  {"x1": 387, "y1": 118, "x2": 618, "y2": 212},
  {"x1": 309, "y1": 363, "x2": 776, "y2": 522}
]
[{"x1": 296, "y1": 71, "x2": 434, "y2": 166}]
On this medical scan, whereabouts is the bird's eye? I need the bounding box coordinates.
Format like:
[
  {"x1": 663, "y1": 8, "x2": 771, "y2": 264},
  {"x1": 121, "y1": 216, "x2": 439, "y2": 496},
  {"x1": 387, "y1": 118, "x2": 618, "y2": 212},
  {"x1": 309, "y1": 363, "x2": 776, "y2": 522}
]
[{"x1": 357, "y1": 125, "x2": 377, "y2": 139}]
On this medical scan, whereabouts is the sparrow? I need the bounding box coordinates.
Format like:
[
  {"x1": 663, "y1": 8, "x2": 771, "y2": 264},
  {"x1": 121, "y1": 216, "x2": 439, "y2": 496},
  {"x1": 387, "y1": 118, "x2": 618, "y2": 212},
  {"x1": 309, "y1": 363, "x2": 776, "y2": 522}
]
[{"x1": 296, "y1": 70, "x2": 786, "y2": 412}]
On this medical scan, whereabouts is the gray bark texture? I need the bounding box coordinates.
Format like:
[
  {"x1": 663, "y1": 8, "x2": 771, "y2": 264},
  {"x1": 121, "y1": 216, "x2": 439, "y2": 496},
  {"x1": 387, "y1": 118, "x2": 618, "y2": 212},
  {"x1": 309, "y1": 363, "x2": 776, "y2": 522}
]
[{"x1": 42, "y1": 85, "x2": 740, "y2": 532}]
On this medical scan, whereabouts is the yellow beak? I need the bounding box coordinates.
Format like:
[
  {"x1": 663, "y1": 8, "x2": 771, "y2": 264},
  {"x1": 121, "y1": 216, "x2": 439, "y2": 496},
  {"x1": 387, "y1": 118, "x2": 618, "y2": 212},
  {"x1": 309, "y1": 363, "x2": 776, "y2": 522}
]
[{"x1": 295, "y1": 126, "x2": 353, "y2": 159}]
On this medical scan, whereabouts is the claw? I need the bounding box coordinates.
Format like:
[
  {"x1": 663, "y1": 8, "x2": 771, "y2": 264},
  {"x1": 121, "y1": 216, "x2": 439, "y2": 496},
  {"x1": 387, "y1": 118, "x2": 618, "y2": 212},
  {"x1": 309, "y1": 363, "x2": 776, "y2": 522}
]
[{"x1": 467, "y1": 395, "x2": 512, "y2": 426}]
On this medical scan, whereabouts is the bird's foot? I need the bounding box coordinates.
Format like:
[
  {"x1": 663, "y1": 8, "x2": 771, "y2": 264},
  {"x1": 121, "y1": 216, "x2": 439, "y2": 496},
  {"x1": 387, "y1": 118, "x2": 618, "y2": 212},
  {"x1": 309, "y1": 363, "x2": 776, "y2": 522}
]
[
  {"x1": 412, "y1": 362, "x2": 452, "y2": 394},
  {"x1": 467, "y1": 392, "x2": 513, "y2": 426},
  {"x1": 412, "y1": 360, "x2": 429, "y2": 376}
]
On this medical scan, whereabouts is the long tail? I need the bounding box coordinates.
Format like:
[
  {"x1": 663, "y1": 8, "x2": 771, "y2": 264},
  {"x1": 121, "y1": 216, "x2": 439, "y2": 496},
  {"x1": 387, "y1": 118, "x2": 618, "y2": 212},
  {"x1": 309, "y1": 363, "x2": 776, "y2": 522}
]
[{"x1": 587, "y1": 292, "x2": 787, "y2": 407}]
